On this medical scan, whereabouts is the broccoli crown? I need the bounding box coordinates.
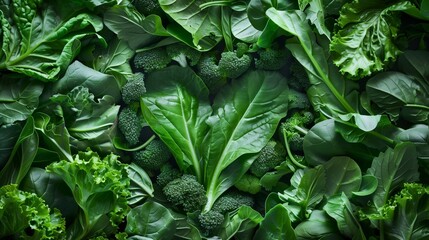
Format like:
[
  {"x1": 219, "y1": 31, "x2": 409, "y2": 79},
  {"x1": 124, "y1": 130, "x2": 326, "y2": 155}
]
[
  {"x1": 197, "y1": 53, "x2": 225, "y2": 91},
  {"x1": 212, "y1": 191, "x2": 254, "y2": 214},
  {"x1": 234, "y1": 173, "x2": 261, "y2": 194},
  {"x1": 255, "y1": 46, "x2": 289, "y2": 71},
  {"x1": 133, "y1": 139, "x2": 172, "y2": 171},
  {"x1": 218, "y1": 51, "x2": 252, "y2": 79},
  {"x1": 282, "y1": 111, "x2": 314, "y2": 134},
  {"x1": 288, "y1": 89, "x2": 310, "y2": 110},
  {"x1": 156, "y1": 163, "x2": 182, "y2": 187},
  {"x1": 163, "y1": 174, "x2": 207, "y2": 212},
  {"x1": 288, "y1": 132, "x2": 304, "y2": 152},
  {"x1": 133, "y1": 48, "x2": 171, "y2": 73},
  {"x1": 133, "y1": 0, "x2": 162, "y2": 16},
  {"x1": 166, "y1": 43, "x2": 201, "y2": 67},
  {"x1": 118, "y1": 107, "x2": 143, "y2": 146},
  {"x1": 281, "y1": 111, "x2": 314, "y2": 153},
  {"x1": 122, "y1": 73, "x2": 146, "y2": 104},
  {"x1": 250, "y1": 140, "x2": 286, "y2": 177},
  {"x1": 289, "y1": 61, "x2": 311, "y2": 91},
  {"x1": 198, "y1": 210, "x2": 225, "y2": 235}
]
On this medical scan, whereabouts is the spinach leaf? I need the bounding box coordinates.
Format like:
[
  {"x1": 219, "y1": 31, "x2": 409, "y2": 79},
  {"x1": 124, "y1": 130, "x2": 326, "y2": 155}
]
[
  {"x1": 141, "y1": 66, "x2": 211, "y2": 181},
  {"x1": 127, "y1": 163, "x2": 154, "y2": 206},
  {"x1": 49, "y1": 61, "x2": 121, "y2": 102},
  {"x1": 126, "y1": 202, "x2": 176, "y2": 240},
  {"x1": 0, "y1": 123, "x2": 21, "y2": 169},
  {"x1": 368, "y1": 142, "x2": 419, "y2": 209},
  {"x1": 266, "y1": 8, "x2": 358, "y2": 115},
  {"x1": 104, "y1": 5, "x2": 167, "y2": 50},
  {"x1": 159, "y1": 0, "x2": 223, "y2": 49},
  {"x1": 367, "y1": 72, "x2": 429, "y2": 123},
  {"x1": 220, "y1": 206, "x2": 263, "y2": 240},
  {"x1": 204, "y1": 70, "x2": 288, "y2": 210},
  {"x1": 0, "y1": 77, "x2": 44, "y2": 125},
  {"x1": 254, "y1": 204, "x2": 296, "y2": 240},
  {"x1": 0, "y1": 1, "x2": 103, "y2": 81},
  {"x1": 324, "y1": 193, "x2": 366, "y2": 240},
  {"x1": 0, "y1": 117, "x2": 38, "y2": 186}
]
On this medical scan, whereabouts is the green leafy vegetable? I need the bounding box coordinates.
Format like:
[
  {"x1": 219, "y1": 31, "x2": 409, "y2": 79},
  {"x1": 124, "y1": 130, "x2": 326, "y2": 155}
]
[
  {"x1": 330, "y1": 0, "x2": 414, "y2": 78},
  {"x1": 46, "y1": 149, "x2": 130, "y2": 239},
  {"x1": 0, "y1": 184, "x2": 65, "y2": 239},
  {"x1": 0, "y1": 1, "x2": 104, "y2": 81}
]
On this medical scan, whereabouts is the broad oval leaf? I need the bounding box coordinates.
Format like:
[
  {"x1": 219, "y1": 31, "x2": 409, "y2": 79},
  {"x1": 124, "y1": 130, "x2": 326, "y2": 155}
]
[
  {"x1": 367, "y1": 71, "x2": 429, "y2": 123},
  {"x1": 0, "y1": 78, "x2": 44, "y2": 125},
  {"x1": 254, "y1": 204, "x2": 296, "y2": 240},
  {"x1": 323, "y1": 156, "x2": 362, "y2": 197},
  {"x1": 126, "y1": 201, "x2": 176, "y2": 240},
  {"x1": 141, "y1": 66, "x2": 211, "y2": 181}
]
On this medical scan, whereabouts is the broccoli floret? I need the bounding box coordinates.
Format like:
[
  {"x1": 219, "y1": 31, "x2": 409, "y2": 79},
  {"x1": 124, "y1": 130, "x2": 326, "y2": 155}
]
[
  {"x1": 289, "y1": 61, "x2": 311, "y2": 91},
  {"x1": 281, "y1": 111, "x2": 314, "y2": 168},
  {"x1": 133, "y1": 48, "x2": 171, "y2": 73},
  {"x1": 197, "y1": 53, "x2": 226, "y2": 91},
  {"x1": 212, "y1": 191, "x2": 254, "y2": 214},
  {"x1": 198, "y1": 210, "x2": 225, "y2": 236},
  {"x1": 218, "y1": 51, "x2": 252, "y2": 79},
  {"x1": 133, "y1": 0, "x2": 162, "y2": 16},
  {"x1": 118, "y1": 107, "x2": 143, "y2": 146},
  {"x1": 166, "y1": 43, "x2": 201, "y2": 67},
  {"x1": 255, "y1": 45, "x2": 289, "y2": 70},
  {"x1": 122, "y1": 73, "x2": 146, "y2": 104},
  {"x1": 133, "y1": 139, "x2": 172, "y2": 171},
  {"x1": 163, "y1": 174, "x2": 207, "y2": 212},
  {"x1": 288, "y1": 89, "x2": 311, "y2": 110},
  {"x1": 234, "y1": 173, "x2": 261, "y2": 194},
  {"x1": 250, "y1": 140, "x2": 286, "y2": 177},
  {"x1": 157, "y1": 163, "x2": 182, "y2": 187}
]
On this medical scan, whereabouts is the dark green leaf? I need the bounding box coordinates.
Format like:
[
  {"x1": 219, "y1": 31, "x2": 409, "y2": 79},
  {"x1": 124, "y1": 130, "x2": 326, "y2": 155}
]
[
  {"x1": 0, "y1": 78, "x2": 43, "y2": 125},
  {"x1": 254, "y1": 204, "x2": 296, "y2": 240},
  {"x1": 126, "y1": 202, "x2": 176, "y2": 239},
  {"x1": 323, "y1": 157, "x2": 362, "y2": 197},
  {"x1": 0, "y1": 117, "x2": 38, "y2": 185},
  {"x1": 127, "y1": 163, "x2": 154, "y2": 206},
  {"x1": 368, "y1": 142, "x2": 419, "y2": 208}
]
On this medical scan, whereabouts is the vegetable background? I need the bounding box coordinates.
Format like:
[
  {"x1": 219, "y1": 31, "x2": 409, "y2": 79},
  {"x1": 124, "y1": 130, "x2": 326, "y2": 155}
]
[{"x1": 0, "y1": 0, "x2": 429, "y2": 239}]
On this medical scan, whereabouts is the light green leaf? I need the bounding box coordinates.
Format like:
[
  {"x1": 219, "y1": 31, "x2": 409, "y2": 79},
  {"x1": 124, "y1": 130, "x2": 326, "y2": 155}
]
[
  {"x1": 140, "y1": 66, "x2": 212, "y2": 181},
  {"x1": 330, "y1": 0, "x2": 414, "y2": 78},
  {"x1": 204, "y1": 70, "x2": 288, "y2": 210}
]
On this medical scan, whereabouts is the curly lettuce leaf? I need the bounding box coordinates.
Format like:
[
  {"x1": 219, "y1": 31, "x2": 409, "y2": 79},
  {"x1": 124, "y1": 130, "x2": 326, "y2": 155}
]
[
  {"x1": 0, "y1": 184, "x2": 65, "y2": 239},
  {"x1": 0, "y1": 0, "x2": 103, "y2": 81},
  {"x1": 330, "y1": 0, "x2": 414, "y2": 79},
  {"x1": 46, "y1": 149, "x2": 130, "y2": 239}
]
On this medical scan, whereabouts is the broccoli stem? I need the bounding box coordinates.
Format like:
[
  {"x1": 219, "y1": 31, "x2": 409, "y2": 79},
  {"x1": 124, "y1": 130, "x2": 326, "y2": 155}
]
[
  {"x1": 115, "y1": 135, "x2": 156, "y2": 152},
  {"x1": 282, "y1": 130, "x2": 307, "y2": 169}
]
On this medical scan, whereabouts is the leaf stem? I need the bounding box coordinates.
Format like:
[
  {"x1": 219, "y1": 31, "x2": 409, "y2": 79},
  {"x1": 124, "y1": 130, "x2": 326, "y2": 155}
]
[{"x1": 282, "y1": 129, "x2": 307, "y2": 169}]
